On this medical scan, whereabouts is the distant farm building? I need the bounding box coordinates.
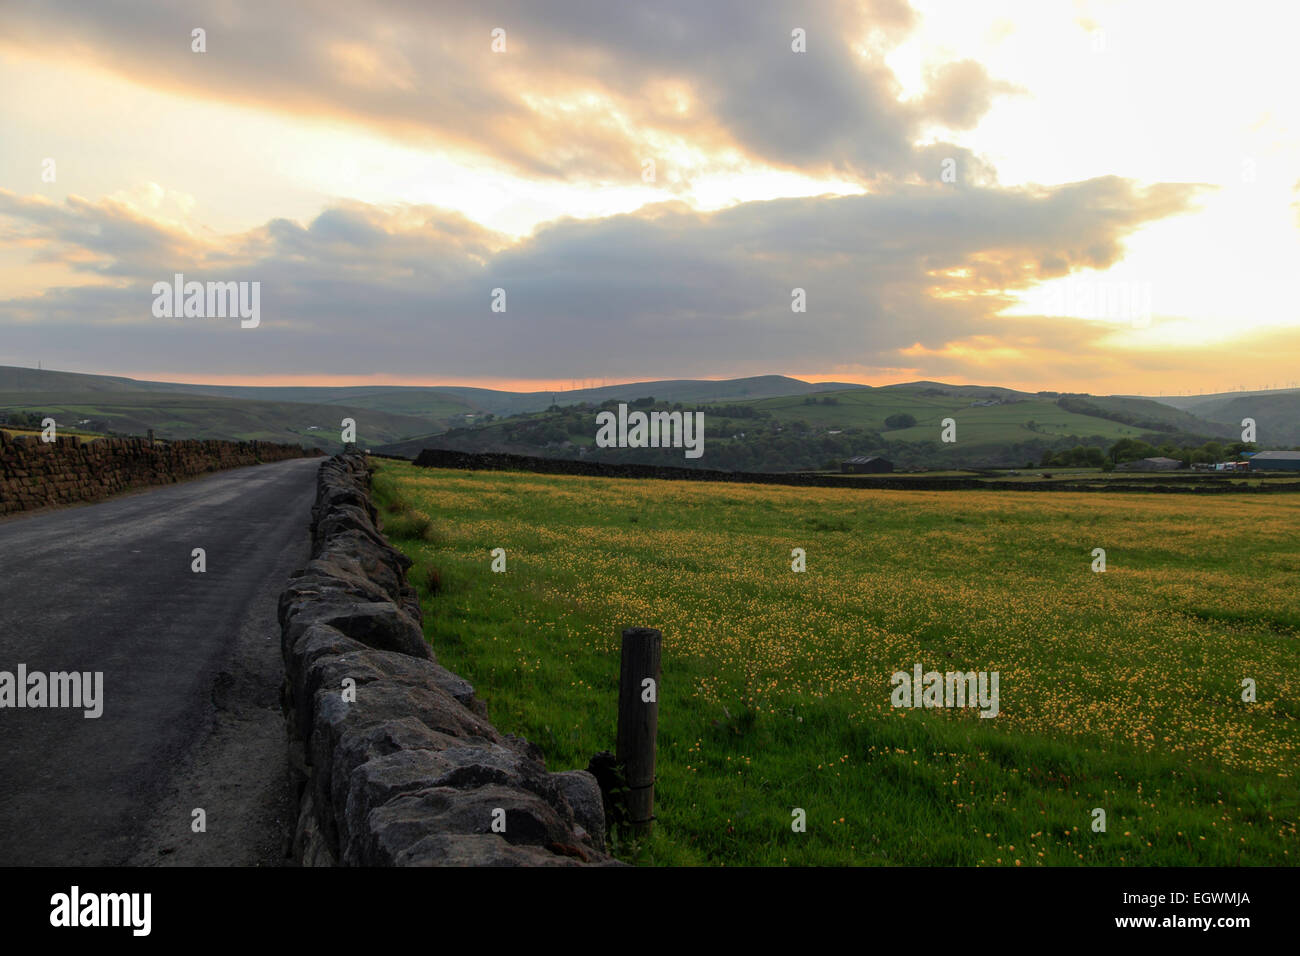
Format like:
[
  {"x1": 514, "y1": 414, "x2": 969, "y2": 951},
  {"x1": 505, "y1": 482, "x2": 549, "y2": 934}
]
[
  {"x1": 1116, "y1": 456, "x2": 1183, "y2": 472},
  {"x1": 842, "y1": 455, "x2": 893, "y2": 474},
  {"x1": 1249, "y1": 450, "x2": 1300, "y2": 472}
]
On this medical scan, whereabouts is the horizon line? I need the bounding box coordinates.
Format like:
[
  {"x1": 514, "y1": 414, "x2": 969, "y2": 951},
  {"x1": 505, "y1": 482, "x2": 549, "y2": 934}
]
[{"x1": 3, "y1": 363, "x2": 1299, "y2": 399}]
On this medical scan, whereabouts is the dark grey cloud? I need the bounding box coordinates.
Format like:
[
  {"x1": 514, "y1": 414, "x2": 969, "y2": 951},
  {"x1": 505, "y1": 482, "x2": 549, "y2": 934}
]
[
  {"x1": 3, "y1": 0, "x2": 1013, "y2": 184},
  {"x1": 0, "y1": 178, "x2": 1203, "y2": 380}
]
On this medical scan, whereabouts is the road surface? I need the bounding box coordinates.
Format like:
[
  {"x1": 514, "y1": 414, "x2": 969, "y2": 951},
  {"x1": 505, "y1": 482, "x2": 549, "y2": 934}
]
[{"x1": 0, "y1": 457, "x2": 319, "y2": 866}]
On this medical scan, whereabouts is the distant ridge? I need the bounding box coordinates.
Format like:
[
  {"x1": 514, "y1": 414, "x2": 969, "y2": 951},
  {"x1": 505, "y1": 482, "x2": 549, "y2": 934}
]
[
  {"x1": 5, "y1": 365, "x2": 1296, "y2": 450},
  {"x1": 0, "y1": 367, "x2": 863, "y2": 418}
]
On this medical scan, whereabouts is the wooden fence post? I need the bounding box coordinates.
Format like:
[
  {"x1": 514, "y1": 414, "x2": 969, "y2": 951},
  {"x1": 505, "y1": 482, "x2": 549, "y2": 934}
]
[{"x1": 617, "y1": 626, "x2": 661, "y2": 830}]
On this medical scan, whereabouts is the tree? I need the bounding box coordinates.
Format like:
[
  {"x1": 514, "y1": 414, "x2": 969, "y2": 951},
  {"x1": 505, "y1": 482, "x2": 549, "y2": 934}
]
[
  {"x1": 884, "y1": 413, "x2": 917, "y2": 430},
  {"x1": 1108, "y1": 437, "x2": 1156, "y2": 464}
]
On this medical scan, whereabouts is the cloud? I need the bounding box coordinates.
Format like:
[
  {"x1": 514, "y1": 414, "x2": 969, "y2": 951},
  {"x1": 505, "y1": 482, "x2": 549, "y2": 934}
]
[
  {"x1": 915, "y1": 60, "x2": 1023, "y2": 131},
  {"x1": 1, "y1": 0, "x2": 1016, "y2": 185},
  {"x1": 0, "y1": 191, "x2": 206, "y2": 276},
  {"x1": 0, "y1": 177, "x2": 1206, "y2": 383}
]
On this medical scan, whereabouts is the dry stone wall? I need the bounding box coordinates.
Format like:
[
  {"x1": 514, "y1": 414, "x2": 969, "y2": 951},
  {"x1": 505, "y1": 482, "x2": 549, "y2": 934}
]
[
  {"x1": 0, "y1": 429, "x2": 319, "y2": 516},
  {"x1": 280, "y1": 453, "x2": 613, "y2": 866}
]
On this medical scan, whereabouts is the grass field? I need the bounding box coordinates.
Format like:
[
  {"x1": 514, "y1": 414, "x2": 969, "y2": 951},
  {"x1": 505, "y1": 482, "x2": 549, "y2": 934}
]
[{"x1": 371, "y1": 459, "x2": 1299, "y2": 866}]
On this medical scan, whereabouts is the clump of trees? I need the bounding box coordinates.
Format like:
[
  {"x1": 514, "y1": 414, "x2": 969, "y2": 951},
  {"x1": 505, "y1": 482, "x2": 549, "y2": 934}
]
[
  {"x1": 1041, "y1": 438, "x2": 1258, "y2": 468},
  {"x1": 1041, "y1": 445, "x2": 1106, "y2": 467},
  {"x1": 0, "y1": 409, "x2": 47, "y2": 428},
  {"x1": 884, "y1": 413, "x2": 917, "y2": 430},
  {"x1": 1108, "y1": 437, "x2": 1256, "y2": 465}
]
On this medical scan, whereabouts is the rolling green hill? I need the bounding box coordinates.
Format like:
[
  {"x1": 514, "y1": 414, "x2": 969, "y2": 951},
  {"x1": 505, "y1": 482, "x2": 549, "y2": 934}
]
[
  {"x1": 0, "y1": 368, "x2": 480, "y2": 431},
  {"x1": 4, "y1": 365, "x2": 1264, "y2": 463},
  {"x1": 163, "y1": 386, "x2": 478, "y2": 424},
  {"x1": 0, "y1": 390, "x2": 436, "y2": 451},
  {"x1": 0, "y1": 367, "x2": 857, "y2": 429},
  {"x1": 1065, "y1": 394, "x2": 1238, "y2": 438},
  {"x1": 430, "y1": 375, "x2": 862, "y2": 417},
  {"x1": 1151, "y1": 389, "x2": 1300, "y2": 446},
  {"x1": 375, "y1": 382, "x2": 1232, "y2": 470},
  {"x1": 746, "y1": 388, "x2": 1147, "y2": 444}
]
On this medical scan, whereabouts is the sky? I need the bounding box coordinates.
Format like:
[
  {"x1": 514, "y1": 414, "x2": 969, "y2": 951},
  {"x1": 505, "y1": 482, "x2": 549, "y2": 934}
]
[{"x1": 1, "y1": 0, "x2": 1298, "y2": 395}]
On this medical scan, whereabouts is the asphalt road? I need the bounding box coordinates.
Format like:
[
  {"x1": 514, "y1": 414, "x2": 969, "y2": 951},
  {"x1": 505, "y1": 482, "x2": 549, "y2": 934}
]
[{"x1": 0, "y1": 457, "x2": 320, "y2": 866}]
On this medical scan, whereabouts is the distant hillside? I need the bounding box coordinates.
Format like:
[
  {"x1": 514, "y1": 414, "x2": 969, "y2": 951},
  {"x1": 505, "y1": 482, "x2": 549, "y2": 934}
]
[
  {"x1": 0, "y1": 367, "x2": 182, "y2": 394},
  {"x1": 1148, "y1": 389, "x2": 1300, "y2": 446},
  {"x1": 430, "y1": 375, "x2": 863, "y2": 417},
  {"x1": 6, "y1": 366, "x2": 1268, "y2": 463},
  {"x1": 1155, "y1": 387, "x2": 1300, "y2": 412},
  {"x1": 1053, "y1": 394, "x2": 1237, "y2": 439},
  {"x1": 0, "y1": 367, "x2": 858, "y2": 427},
  {"x1": 163, "y1": 385, "x2": 478, "y2": 424},
  {"x1": 0, "y1": 368, "x2": 479, "y2": 431},
  {"x1": 743, "y1": 383, "x2": 1249, "y2": 450},
  {"x1": 375, "y1": 383, "x2": 1233, "y2": 470},
  {"x1": 0, "y1": 387, "x2": 437, "y2": 451}
]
